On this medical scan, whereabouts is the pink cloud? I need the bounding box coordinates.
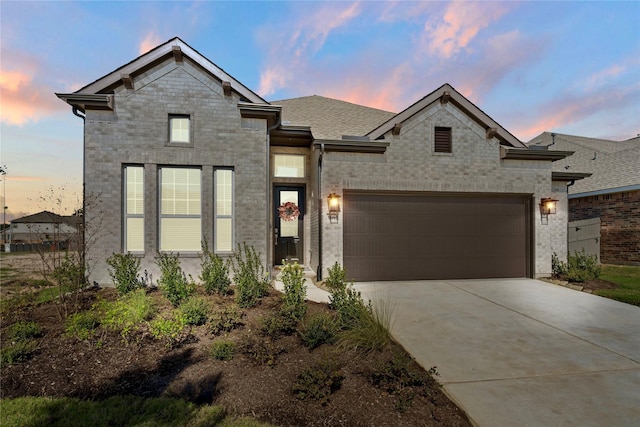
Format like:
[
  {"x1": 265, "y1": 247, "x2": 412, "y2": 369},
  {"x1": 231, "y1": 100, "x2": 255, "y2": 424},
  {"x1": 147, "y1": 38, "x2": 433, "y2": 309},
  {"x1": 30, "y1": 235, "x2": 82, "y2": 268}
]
[
  {"x1": 0, "y1": 69, "x2": 62, "y2": 125},
  {"x1": 139, "y1": 31, "x2": 162, "y2": 55},
  {"x1": 422, "y1": 2, "x2": 509, "y2": 58}
]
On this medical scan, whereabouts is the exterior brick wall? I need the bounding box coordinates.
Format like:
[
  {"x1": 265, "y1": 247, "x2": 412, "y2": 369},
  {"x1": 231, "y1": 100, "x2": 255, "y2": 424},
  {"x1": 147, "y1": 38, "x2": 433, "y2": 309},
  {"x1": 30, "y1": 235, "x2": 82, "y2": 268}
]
[{"x1": 569, "y1": 190, "x2": 640, "y2": 264}]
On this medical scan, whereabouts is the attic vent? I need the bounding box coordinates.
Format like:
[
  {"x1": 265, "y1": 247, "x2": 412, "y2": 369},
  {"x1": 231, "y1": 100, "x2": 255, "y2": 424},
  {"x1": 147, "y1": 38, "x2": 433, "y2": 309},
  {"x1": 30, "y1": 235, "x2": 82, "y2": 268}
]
[{"x1": 434, "y1": 127, "x2": 452, "y2": 153}]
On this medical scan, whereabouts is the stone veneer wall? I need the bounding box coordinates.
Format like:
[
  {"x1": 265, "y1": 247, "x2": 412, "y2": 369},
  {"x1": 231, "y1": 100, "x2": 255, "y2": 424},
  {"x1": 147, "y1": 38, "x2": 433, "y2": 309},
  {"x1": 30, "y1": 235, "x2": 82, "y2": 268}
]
[{"x1": 569, "y1": 190, "x2": 640, "y2": 264}]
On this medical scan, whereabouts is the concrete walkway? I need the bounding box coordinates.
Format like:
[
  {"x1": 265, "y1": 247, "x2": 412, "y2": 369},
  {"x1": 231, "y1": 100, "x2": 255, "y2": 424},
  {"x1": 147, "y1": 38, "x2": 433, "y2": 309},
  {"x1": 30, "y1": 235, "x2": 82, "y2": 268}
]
[{"x1": 352, "y1": 279, "x2": 640, "y2": 427}]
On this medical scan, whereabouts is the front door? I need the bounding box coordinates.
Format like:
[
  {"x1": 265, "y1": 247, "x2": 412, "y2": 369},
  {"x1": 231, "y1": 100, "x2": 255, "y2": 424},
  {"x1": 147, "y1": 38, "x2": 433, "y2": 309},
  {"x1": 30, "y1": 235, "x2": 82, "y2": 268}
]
[{"x1": 274, "y1": 186, "x2": 304, "y2": 265}]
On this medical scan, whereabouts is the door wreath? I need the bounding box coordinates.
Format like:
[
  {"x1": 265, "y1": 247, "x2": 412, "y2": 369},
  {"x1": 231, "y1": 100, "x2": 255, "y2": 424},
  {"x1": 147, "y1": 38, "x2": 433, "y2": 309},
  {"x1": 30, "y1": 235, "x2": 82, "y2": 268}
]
[{"x1": 278, "y1": 201, "x2": 300, "y2": 221}]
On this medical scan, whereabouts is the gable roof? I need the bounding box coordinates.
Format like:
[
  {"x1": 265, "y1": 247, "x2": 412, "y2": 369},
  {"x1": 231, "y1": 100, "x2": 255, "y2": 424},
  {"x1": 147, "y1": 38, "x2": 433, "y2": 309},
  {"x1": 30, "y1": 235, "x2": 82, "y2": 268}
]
[
  {"x1": 11, "y1": 211, "x2": 79, "y2": 226},
  {"x1": 57, "y1": 37, "x2": 266, "y2": 111},
  {"x1": 272, "y1": 95, "x2": 395, "y2": 140},
  {"x1": 528, "y1": 132, "x2": 640, "y2": 196},
  {"x1": 366, "y1": 83, "x2": 527, "y2": 148}
]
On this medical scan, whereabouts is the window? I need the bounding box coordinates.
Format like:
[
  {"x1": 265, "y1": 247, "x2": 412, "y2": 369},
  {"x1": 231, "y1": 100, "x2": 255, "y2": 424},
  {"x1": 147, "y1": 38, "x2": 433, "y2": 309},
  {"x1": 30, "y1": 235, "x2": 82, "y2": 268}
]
[
  {"x1": 215, "y1": 169, "x2": 234, "y2": 252},
  {"x1": 434, "y1": 127, "x2": 452, "y2": 153},
  {"x1": 124, "y1": 166, "x2": 144, "y2": 252},
  {"x1": 160, "y1": 167, "x2": 201, "y2": 252},
  {"x1": 274, "y1": 154, "x2": 305, "y2": 178},
  {"x1": 169, "y1": 115, "x2": 190, "y2": 144}
]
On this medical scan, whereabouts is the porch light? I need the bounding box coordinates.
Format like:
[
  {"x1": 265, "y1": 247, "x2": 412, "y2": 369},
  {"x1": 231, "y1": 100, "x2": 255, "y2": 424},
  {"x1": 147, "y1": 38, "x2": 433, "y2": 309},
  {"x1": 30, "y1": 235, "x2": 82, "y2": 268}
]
[
  {"x1": 539, "y1": 198, "x2": 558, "y2": 216},
  {"x1": 327, "y1": 193, "x2": 341, "y2": 224}
]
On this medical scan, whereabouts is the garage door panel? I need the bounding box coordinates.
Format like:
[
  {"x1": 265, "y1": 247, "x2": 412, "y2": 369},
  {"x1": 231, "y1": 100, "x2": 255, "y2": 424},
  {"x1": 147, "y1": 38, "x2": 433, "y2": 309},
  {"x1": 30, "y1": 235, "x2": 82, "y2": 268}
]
[{"x1": 344, "y1": 192, "x2": 530, "y2": 281}]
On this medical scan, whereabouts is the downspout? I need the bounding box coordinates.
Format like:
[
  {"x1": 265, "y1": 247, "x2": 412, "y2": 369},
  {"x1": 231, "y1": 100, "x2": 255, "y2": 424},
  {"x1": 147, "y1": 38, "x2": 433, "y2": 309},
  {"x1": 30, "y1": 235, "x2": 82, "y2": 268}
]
[
  {"x1": 316, "y1": 143, "x2": 324, "y2": 281},
  {"x1": 72, "y1": 107, "x2": 86, "y2": 278},
  {"x1": 266, "y1": 115, "x2": 281, "y2": 279}
]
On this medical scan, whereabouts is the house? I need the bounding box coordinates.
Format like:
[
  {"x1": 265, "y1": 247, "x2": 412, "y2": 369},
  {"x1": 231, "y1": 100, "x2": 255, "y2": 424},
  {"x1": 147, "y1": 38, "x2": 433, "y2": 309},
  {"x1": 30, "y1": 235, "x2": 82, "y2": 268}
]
[
  {"x1": 56, "y1": 37, "x2": 579, "y2": 285},
  {"x1": 528, "y1": 132, "x2": 640, "y2": 264},
  {"x1": 4, "y1": 210, "x2": 81, "y2": 251}
]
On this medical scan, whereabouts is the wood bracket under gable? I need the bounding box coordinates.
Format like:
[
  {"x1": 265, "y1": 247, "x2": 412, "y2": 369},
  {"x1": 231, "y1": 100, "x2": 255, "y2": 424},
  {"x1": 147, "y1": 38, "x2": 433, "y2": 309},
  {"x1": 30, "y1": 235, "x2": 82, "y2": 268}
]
[
  {"x1": 121, "y1": 74, "x2": 134, "y2": 90},
  {"x1": 172, "y1": 46, "x2": 183, "y2": 62}
]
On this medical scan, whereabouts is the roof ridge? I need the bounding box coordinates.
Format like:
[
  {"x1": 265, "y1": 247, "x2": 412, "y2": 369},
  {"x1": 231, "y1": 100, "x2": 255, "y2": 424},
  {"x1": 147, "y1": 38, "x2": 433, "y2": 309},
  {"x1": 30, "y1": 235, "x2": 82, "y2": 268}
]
[{"x1": 272, "y1": 94, "x2": 395, "y2": 114}]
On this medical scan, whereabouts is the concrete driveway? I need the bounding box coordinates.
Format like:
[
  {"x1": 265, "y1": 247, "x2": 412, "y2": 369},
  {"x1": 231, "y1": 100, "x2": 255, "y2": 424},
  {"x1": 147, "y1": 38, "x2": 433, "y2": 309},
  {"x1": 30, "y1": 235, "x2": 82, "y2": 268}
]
[{"x1": 354, "y1": 278, "x2": 640, "y2": 427}]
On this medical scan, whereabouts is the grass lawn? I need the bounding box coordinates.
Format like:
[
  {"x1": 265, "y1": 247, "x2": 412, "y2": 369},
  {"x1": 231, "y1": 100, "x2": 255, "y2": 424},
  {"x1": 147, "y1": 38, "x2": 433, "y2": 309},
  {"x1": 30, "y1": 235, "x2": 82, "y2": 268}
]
[
  {"x1": 596, "y1": 264, "x2": 640, "y2": 307},
  {"x1": 0, "y1": 396, "x2": 273, "y2": 427}
]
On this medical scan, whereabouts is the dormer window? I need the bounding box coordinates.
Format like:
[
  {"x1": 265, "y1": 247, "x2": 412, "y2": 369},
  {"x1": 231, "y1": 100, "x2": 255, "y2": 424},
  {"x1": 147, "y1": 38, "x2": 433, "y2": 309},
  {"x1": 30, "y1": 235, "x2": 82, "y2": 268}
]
[{"x1": 169, "y1": 115, "x2": 190, "y2": 144}]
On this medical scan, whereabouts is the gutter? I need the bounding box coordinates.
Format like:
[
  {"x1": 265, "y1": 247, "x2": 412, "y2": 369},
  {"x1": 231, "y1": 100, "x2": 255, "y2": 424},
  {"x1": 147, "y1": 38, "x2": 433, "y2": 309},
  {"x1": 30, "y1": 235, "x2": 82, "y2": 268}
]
[
  {"x1": 317, "y1": 143, "x2": 325, "y2": 281},
  {"x1": 266, "y1": 115, "x2": 281, "y2": 280},
  {"x1": 71, "y1": 107, "x2": 87, "y2": 276}
]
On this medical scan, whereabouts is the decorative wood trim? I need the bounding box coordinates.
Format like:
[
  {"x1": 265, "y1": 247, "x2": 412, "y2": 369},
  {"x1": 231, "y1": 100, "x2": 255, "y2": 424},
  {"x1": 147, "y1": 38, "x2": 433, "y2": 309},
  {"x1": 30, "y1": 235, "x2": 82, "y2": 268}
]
[
  {"x1": 222, "y1": 81, "x2": 232, "y2": 96},
  {"x1": 440, "y1": 91, "x2": 451, "y2": 104},
  {"x1": 486, "y1": 127, "x2": 497, "y2": 139},
  {"x1": 392, "y1": 123, "x2": 402, "y2": 136},
  {"x1": 121, "y1": 74, "x2": 134, "y2": 90},
  {"x1": 172, "y1": 45, "x2": 183, "y2": 62}
]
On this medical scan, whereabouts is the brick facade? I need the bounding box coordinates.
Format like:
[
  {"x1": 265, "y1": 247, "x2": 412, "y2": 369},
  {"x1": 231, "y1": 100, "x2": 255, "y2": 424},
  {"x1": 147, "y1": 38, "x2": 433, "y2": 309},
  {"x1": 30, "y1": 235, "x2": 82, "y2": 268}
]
[{"x1": 569, "y1": 190, "x2": 640, "y2": 264}]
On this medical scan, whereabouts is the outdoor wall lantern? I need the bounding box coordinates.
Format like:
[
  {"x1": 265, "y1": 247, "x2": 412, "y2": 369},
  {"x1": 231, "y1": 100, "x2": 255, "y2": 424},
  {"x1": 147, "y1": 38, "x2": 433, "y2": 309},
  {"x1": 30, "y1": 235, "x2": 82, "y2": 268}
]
[
  {"x1": 539, "y1": 197, "x2": 558, "y2": 217},
  {"x1": 327, "y1": 193, "x2": 341, "y2": 224}
]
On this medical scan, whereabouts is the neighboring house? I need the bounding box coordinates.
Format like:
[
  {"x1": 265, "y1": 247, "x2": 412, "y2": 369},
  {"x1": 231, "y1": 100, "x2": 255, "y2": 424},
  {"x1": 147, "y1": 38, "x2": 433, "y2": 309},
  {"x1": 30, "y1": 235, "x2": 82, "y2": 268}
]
[
  {"x1": 57, "y1": 37, "x2": 578, "y2": 285},
  {"x1": 528, "y1": 132, "x2": 640, "y2": 264},
  {"x1": 6, "y1": 211, "x2": 80, "y2": 247}
]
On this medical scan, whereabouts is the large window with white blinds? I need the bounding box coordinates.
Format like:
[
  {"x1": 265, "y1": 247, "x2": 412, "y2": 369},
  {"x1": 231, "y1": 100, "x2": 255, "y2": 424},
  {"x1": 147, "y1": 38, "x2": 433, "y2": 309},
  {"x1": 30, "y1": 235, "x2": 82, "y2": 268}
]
[
  {"x1": 124, "y1": 166, "x2": 144, "y2": 252},
  {"x1": 214, "y1": 169, "x2": 234, "y2": 252},
  {"x1": 160, "y1": 167, "x2": 202, "y2": 252}
]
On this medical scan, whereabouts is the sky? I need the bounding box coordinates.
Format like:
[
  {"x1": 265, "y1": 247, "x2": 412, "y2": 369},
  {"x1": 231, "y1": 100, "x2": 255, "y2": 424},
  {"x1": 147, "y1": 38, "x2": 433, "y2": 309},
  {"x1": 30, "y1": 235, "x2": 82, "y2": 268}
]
[{"x1": 1, "y1": 0, "x2": 639, "y2": 221}]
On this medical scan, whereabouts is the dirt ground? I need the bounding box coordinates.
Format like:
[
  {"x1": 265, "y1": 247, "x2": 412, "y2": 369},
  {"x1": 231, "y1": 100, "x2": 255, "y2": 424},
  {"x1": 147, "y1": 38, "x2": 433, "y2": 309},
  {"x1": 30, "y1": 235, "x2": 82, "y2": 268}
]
[{"x1": 0, "y1": 282, "x2": 471, "y2": 427}]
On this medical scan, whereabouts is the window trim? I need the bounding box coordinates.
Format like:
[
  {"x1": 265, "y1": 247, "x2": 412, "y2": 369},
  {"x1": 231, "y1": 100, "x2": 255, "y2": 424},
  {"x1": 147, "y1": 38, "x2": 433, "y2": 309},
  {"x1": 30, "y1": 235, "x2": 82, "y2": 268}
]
[
  {"x1": 214, "y1": 168, "x2": 235, "y2": 253},
  {"x1": 158, "y1": 166, "x2": 202, "y2": 253},
  {"x1": 168, "y1": 114, "x2": 193, "y2": 146},
  {"x1": 123, "y1": 165, "x2": 145, "y2": 253},
  {"x1": 434, "y1": 126, "x2": 452, "y2": 154}
]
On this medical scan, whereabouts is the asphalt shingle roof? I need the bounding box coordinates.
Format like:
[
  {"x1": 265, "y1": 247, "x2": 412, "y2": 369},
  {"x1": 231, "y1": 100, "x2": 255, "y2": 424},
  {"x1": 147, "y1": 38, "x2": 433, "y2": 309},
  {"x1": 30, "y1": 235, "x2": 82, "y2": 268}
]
[
  {"x1": 528, "y1": 132, "x2": 640, "y2": 195},
  {"x1": 271, "y1": 95, "x2": 396, "y2": 140}
]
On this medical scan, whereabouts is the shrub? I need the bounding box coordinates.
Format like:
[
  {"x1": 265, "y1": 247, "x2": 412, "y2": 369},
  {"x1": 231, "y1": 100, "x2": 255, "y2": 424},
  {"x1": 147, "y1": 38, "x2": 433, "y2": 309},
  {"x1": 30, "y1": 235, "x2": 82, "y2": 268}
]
[
  {"x1": 293, "y1": 359, "x2": 344, "y2": 405},
  {"x1": 156, "y1": 252, "x2": 195, "y2": 307},
  {"x1": 324, "y1": 262, "x2": 347, "y2": 291},
  {"x1": 280, "y1": 262, "x2": 307, "y2": 321},
  {"x1": 210, "y1": 305, "x2": 244, "y2": 335},
  {"x1": 260, "y1": 310, "x2": 298, "y2": 339},
  {"x1": 52, "y1": 253, "x2": 86, "y2": 291},
  {"x1": 149, "y1": 311, "x2": 187, "y2": 347},
  {"x1": 551, "y1": 252, "x2": 566, "y2": 277},
  {"x1": 8, "y1": 321, "x2": 42, "y2": 341},
  {"x1": 566, "y1": 250, "x2": 601, "y2": 282},
  {"x1": 65, "y1": 311, "x2": 100, "y2": 340},
  {"x1": 231, "y1": 243, "x2": 270, "y2": 308},
  {"x1": 239, "y1": 335, "x2": 285, "y2": 367},
  {"x1": 200, "y1": 240, "x2": 232, "y2": 295},
  {"x1": 299, "y1": 312, "x2": 338, "y2": 350},
  {"x1": 329, "y1": 282, "x2": 369, "y2": 330},
  {"x1": 106, "y1": 252, "x2": 144, "y2": 295},
  {"x1": 210, "y1": 340, "x2": 235, "y2": 361},
  {"x1": 0, "y1": 339, "x2": 38, "y2": 366},
  {"x1": 99, "y1": 289, "x2": 156, "y2": 341},
  {"x1": 180, "y1": 296, "x2": 209, "y2": 326}
]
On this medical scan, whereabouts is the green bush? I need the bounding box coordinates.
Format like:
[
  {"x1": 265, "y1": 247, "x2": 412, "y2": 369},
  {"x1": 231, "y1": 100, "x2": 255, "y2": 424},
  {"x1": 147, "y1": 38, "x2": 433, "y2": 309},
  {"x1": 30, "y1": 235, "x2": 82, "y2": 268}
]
[
  {"x1": 329, "y1": 282, "x2": 369, "y2": 331},
  {"x1": 210, "y1": 305, "x2": 244, "y2": 335},
  {"x1": 324, "y1": 262, "x2": 347, "y2": 291},
  {"x1": 566, "y1": 250, "x2": 601, "y2": 282},
  {"x1": 280, "y1": 262, "x2": 307, "y2": 321},
  {"x1": 99, "y1": 289, "x2": 156, "y2": 341},
  {"x1": 0, "y1": 339, "x2": 38, "y2": 366},
  {"x1": 52, "y1": 252, "x2": 86, "y2": 291},
  {"x1": 239, "y1": 335, "x2": 285, "y2": 367},
  {"x1": 200, "y1": 240, "x2": 232, "y2": 295},
  {"x1": 260, "y1": 310, "x2": 298, "y2": 339},
  {"x1": 210, "y1": 340, "x2": 235, "y2": 361},
  {"x1": 156, "y1": 252, "x2": 195, "y2": 307},
  {"x1": 106, "y1": 252, "x2": 144, "y2": 295},
  {"x1": 65, "y1": 311, "x2": 100, "y2": 340},
  {"x1": 149, "y1": 311, "x2": 186, "y2": 347},
  {"x1": 180, "y1": 296, "x2": 209, "y2": 326},
  {"x1": 231, "y1": 243, "x2": 270, "y2": 308},
  {"x1": 551, "y1": 252, "x2": 566, "y2": 277},
  {"x1": 299, "y1": 312, "x2": 338, "y2": 350},
  {"x1": 8, "y1": 321, "x2": 42, "y2": 341},
  {"x1": 292, "y1": 359, "x2": 344, "y2": 405}
]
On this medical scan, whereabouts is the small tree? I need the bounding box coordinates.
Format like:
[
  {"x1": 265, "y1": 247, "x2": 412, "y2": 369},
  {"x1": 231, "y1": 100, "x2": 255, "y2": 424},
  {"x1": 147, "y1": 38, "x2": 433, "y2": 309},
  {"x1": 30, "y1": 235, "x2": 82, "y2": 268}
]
[
  {"x1": 231, "y1": 243, "x2": 270, "y2": 308},
  {"x1": 280, "y1": 261, "x2": 307, "y2": 321},
  {"x1": 106, "y1": 252, "x2": 144, "y2": 295}
]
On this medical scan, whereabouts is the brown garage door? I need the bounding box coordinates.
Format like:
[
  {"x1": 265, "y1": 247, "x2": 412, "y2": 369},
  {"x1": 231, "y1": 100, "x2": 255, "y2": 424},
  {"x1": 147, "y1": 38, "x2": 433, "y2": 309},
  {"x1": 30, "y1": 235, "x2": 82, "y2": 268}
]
[{"x1": 343, "y1": 192, "x2": 532, "y2": 281}]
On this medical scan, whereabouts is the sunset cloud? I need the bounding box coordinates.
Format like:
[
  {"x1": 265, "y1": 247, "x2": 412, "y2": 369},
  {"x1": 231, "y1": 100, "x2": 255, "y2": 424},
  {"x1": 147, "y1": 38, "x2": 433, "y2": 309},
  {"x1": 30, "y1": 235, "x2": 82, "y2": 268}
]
[
  {"x1": 139, "y1": 31, "x2": 162, "y2": 55},
  {"x1": 0, "y1": 68, "x2": 62, "y2": 125},
  {"x1": 422, "y1": 2, "x2": 509, "y2": 58}
]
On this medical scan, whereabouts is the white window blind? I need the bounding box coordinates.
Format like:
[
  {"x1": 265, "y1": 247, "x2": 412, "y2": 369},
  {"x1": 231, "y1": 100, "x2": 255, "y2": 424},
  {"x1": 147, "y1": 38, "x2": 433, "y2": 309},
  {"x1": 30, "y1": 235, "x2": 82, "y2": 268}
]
[
  {"x1": 170, "y1": 116, "x2": 190, "y2": 143},
  {"x1": 274, "y1": 155, "x2": 304, "y2": 178},
  {"x1": 124, "y1": 166, "x2": 144, "y2": 252},
  {"x1": 160, "y1": 168, "x2": 201, "y2": 252},
  {"x1": 215, "y1": 169, "x2": 233, "y2": 252}
]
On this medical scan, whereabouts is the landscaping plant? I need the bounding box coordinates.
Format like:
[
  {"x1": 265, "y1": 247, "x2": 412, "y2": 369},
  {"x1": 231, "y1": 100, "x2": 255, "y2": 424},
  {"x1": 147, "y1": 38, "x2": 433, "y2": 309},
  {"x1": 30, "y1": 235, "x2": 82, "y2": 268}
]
[
  {"x1": 106, "y1": 252, "x2": 145, "y2": 295},
  {"x1": 155, "y1": 252, "x2": 195, "y2": 307},
  {"x1": 180, "y1": 296, "x2": 209, "y2": 326},
  {"x1": 292, "y1": 358, "x2": 344, "y2": 405},
  {"x1": 231, "y1": 243, "x2": 269, "y2": 308},
  {"x1": 298, "y1": 312, "x2": 338, "y2": 350},
  {"x1": 200, "y1": 240, "x2": 231, "y2": 295},
  {"x1": 280, "y1": 261, "x2": 307, "y2": 321}
]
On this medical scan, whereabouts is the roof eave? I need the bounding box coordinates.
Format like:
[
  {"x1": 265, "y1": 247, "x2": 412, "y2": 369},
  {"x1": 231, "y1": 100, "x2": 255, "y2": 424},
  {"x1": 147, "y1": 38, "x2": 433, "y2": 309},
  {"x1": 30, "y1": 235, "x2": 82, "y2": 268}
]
[
  {"x1": 314, "y1": 139, "x2": 390, "y2": 154},
  {"x1": 55, "y1": 93, "x2": 114, "y2": 112},
  {"x1": 500, "y1": 146, "x2": 575, "y2": 161},
  {"x1": 551, "y1": 171, "x2": 592, "y2": 182}
]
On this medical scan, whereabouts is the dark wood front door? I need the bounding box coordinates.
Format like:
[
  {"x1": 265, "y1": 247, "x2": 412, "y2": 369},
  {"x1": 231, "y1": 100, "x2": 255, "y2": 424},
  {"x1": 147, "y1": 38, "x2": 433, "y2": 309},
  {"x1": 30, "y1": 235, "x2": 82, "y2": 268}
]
[{"x1": 274, "y1": 186, "x2": 304, "y2": 265}]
